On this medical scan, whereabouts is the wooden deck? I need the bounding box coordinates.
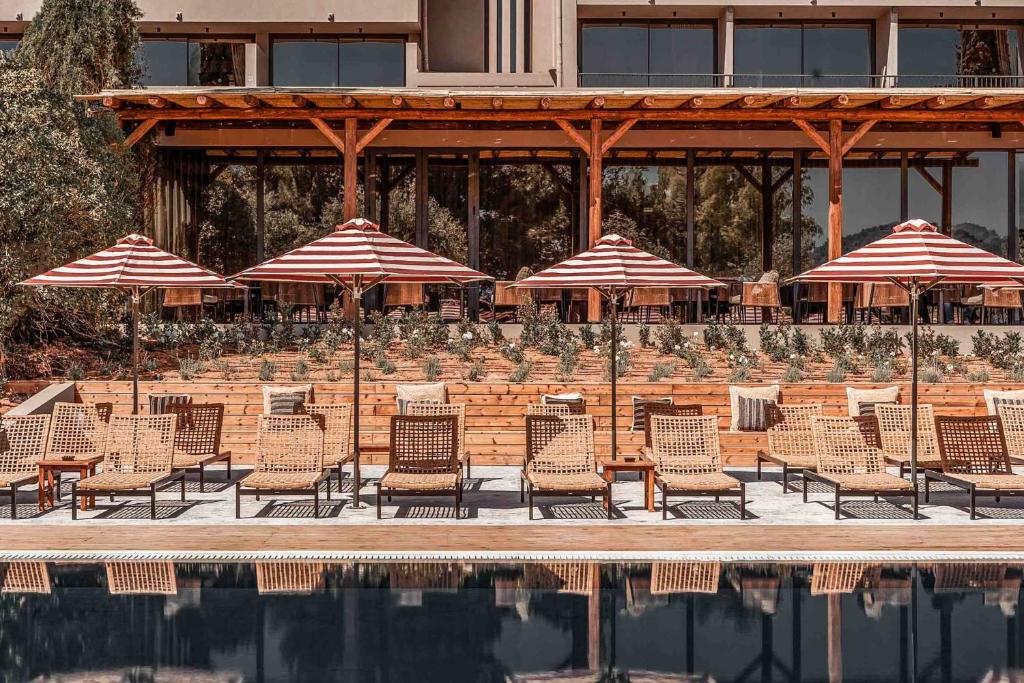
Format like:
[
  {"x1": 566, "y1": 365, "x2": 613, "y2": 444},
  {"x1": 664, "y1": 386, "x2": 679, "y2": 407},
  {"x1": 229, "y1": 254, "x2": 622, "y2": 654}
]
[{"x1": 3, "y1": 524, "x2": 1024, "y2": 556}]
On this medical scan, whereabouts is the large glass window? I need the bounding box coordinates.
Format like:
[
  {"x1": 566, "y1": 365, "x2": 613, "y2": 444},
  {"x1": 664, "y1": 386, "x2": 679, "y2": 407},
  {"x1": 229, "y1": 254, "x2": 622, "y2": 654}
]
[
  {"x1": 954, "y1": 152, "x2": 1008, "y2": 257},
  {"x1": 899, "y1": 24, "x2": 1023, "y2": 87},
  {"x1": 602, "y1": 166, "x2": 688, "y2": 263},
  {"x1": 271, "y1": 38, "x2": 405, "y2": 87},
  {"x1": 579, "y1": 22, "x2": 716, "y2": 87},
  {"x1": 734, "y1": 23, "x2": 874, "y2": 87},
  {"x1": 138, "y1": 39, "x2": 246, "y2": 86}
]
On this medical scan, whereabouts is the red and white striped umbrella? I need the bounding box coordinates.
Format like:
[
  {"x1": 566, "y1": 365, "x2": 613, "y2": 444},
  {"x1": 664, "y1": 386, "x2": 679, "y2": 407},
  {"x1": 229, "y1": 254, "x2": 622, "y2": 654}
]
[
  {"x1": 21, "y1": 233, "x2": 235, "y2": 289},
  {"x1": 231, "y1": 218, "x2": 490, "y2": 285},
  {"x1": 791, "y1": 219, "x2": 1024, "y2": 286},
  {"x1": 512, "y1": 233, "x2": 724, "y2": 290}
]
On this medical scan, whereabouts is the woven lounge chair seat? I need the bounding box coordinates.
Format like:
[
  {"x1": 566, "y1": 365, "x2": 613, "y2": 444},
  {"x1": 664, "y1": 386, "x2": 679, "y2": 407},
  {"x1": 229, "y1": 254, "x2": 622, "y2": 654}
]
[
  {"x1": 881, "y1": 452, "x2": 944, "y2": 468},
  {"x1": 817, "y1": 472, "x2": 914, "y2": 491},
  {"x1": 239, "y1": 471, "x2": 323, "y2": 490},
  {"x1": 767, "y1": 453, "x2": 817, "y2": 469},
  {"x1": 658, "y1": 471, "x2": 741, "y2": 492},
  {"x1": 172, "y1": 451, "x2": 227, "y2": 468},
  {"x1": 526, "y1": 470, "x2": 606, "y2": 491},
  {"x1": 0, "y1": 472, "x2": 37, "y2": 488},
  {"x1": 381, "y1": 471, "x2": 460, "y2": 491},
  {"x1": 943, "y1": 473, "x2": 1024, "y2": 490},
  {"x1": 77, "y1": 471, "x2": 171, "y2": 491}
]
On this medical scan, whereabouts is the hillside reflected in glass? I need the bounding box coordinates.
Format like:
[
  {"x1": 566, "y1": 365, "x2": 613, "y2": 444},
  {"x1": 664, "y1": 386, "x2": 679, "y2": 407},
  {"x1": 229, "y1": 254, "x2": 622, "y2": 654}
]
[{"x1": 1, "y1": 561, "x2": 1021, "y2": 682}]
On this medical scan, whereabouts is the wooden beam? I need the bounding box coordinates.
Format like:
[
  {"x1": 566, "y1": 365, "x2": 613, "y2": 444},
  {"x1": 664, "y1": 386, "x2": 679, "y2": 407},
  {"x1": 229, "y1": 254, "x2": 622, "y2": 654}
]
[
  {"x1": 242, "y1": 95, "x2": 261, "y2": 109},
  {"x1": 291, "y1": 95, "x2": 314, "y2": 108},
  {"x1": 343, "y1": 118, "x2": 358, "y2": 221},
  {"x1": 732, "y1": 163, "x2": 763, "y2": 191},
  {"x1": 840, "y1": 120, "x2": 878, "y2": 156},
  {"x1": 146, "y1": 96, "x2": 170, "y2": 109},
  {"x1": 355, "y1": 118, "x2": 393, "y2": 154},
  {"x1": 120, "y1": 118, "x2": 159, "y2": 148},
  {"x1": 600, "y1": 118, "x2": 638, "y2": 155},
  {"x1": 101, "y1": 96, "x2": 122, "y2": 109},
  {"x1": 443, "y1": 96, "x2": 456, "y2": 109},
  {"x1": 310, "y1": 117, "x2": 347, "y2": 153},
  {"x1": 555, "y1": 120, "x2": 591, "y2": 156},
  {"x1": 771, "y1": 167, "x2": 795, "y2": 194},
  {"x1": 915, "y1": 166, "x2": 943, "y2": 195},
  {"x1": 539, "y1": 163, "x2": 573, "y2": 198},
  {"x1": 880, "y1": 95, "x2": 910, "y2": 110},
  {"x1": 793, "y1": 120, "x2": 832, "y2": 156}
]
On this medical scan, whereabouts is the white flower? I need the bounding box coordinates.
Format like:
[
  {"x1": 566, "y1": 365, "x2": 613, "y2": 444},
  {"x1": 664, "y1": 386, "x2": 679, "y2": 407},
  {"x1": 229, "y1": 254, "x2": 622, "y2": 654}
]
[
  {"x1": 931, "y1": 350, "x2": 938, "y2": 357},
  {"x1": 673, "y1": 344, "x2": 681, "y2": 351},
  {"x1": 593, "y1": 346, "x2": 601, "y2": 353},
  {"x1": 946, "y1": 364, "x2": 954, "y2": 372},
  {"x1": 729, "y1": 354, "x2": 735, "y2": 360},
  {"x1": 789, "y1": 353, "x2": 796, "y2": 360},
  {"x1": 741, "y1": 357, "x2": 748, "y2": 364},
  {"x1": 693, "y1": 331, "x2": 700, "y2": 337},
  {"x1": 462, "y1": 332, "x2": 473, "y2": 341},
  {"x1": 683, "y1": 342, "x2": 690, "y2": 349}
]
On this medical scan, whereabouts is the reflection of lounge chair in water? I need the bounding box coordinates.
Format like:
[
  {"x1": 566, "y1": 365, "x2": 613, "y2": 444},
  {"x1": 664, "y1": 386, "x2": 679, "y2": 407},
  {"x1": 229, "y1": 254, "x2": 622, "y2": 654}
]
[
  {"x1": 105, "y1": 561, "x2": 178, "y2": 595},
  {"x1": 255, "y1": 562, "x2": 326, "y2": 595},
  {"x1": 522, "y1": 562, "x2": 597, "y2": 596},
  {"x1": 810, "y1": 562, "x2": 882, "y2": 596},
  {"x1": 388, "y1": 562, "x2": 462, "y2": 607},
  {"x1": 933, "y1": 563, "x2": 1020, "y2": 616},
  {"x1": 0, "y1": 562, "x2": 50, "y2": 594},
  {"x1": 862, "y1": 573, "x2": 912, "y2": 619},
  {"x1": 650, "y1": 562, "x2": 721, "y2": 596},
  {"x1": 725, "y1": 564, "x2": 783, "y2": 616}
]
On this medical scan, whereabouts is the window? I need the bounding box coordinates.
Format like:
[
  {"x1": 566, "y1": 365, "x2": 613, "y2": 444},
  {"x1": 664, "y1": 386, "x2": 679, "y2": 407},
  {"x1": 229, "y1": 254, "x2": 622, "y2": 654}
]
[
  {"x1": 138, "y1": 39, "x2": 247, "y2": 86},
  {"x1": 0, "y1": 38, "x2": 19, "y2": 54},
  {"x1": 734, "y1": 23, "x2": 874, "y2": 87},
  {"x1": 898, "y1": 24, "x2": 1023, "y2": 87},
  {"x1": 955, "y1": 152, "x2": 1008, "y2": 257},
  {"x1": 579, "y1": 22, "x2": 717, "y2": 87},
  {"x1": 427, "y1": 0, "x2": 487, "y2": 73},
  {"x1": 271, "y1": 38, "x2": 405, "y2": 87}
]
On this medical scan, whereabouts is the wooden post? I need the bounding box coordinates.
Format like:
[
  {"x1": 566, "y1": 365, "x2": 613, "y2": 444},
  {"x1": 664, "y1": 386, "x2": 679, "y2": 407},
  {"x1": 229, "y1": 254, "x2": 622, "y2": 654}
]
[
  {"x1": 365, "y1": 150, "x2": 378, "y2": 224},
  {"x1": 827, "y1": 119, "x2": 844, "y2": 323},
  {"x1": 415, "y1": 151, "x2": 429, "y2": 247},
  {"x1": 1010, "y1": 151, "x2": 1019, "y2": 263},
  {"x1": 343, "y1": 118, "x2": 358, "y2": 220},
  {"x1": 577, "y1": 154, "x2": 589, "y2": 254},
  {"x1": 761, "y1": 155, "x2": 773, "y2": 272},
  {"x1": 900, "y1": 151, "x2": 909, "y2": 222},
  {"x1": 380, "y1": 155, "x2": 391, "y2": 232},
  {"x1": 467, "y1": 151, "x2": 481, "y2": 319},
  {"x1": 828, "y1": 594, "x2": 843, "y2": 683},
  {"x1": 792, "y1": 152, "x2": 803, "y2": 278},
  {"x1": 686, "y1": 150, "x2": 695, "y2": 268},
  {"x1": 941, "y1": 161, "x2": 953, "y2": 235},
  {"x1": 255, "y1": 151, "x2": 266, "y2": 262},
  {"x1": 588, "y1": 563, "x2": 601, "y2": 671},
  {"x1": 588, "y1": 118, "x2": 603, "y2": 322}
]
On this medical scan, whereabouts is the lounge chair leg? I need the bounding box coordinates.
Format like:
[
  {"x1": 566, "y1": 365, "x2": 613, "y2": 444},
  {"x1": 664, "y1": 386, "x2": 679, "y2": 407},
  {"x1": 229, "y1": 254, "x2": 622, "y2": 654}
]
[
  {"x1": 455, "y1": 486, "x2": 461, "y2": 520},
  {"x1": 913, "y1": 488, "x2": 919, "y2": 519},
  {"x1": 662, "y1": 487, "x2": 668, "y2": 520},
  {"x1": 971, "y1": 486, "x2": 977, "y2": 520},
  {"x1": 714, "y1": 495, "x2": 719, "y2": 503},
  {"x1": 781, "y1": 464, "x2": 788, "y2": 493},
  {"x1": 376, "y1": 483, "x2": 382, "y2": 520},
  {"x1": 466, "y1": 457, "x2": 471, "y2": 480},
  {"x1": 314, "y1": 484, "x2": 320, "y2": 519},
  {"x1": 756, "y1": 457, "x2": 762, "y2": 480},
  {"x1": 802, "y1": 476, "x2": 809, "y2": 503},
  {"x1": 996, "y1": 495, "x2": 1001, "y2": 505},
  {"x1": 181, "y1": 475, "x2": 186, "y2": 501},
  {"x1": 528, "y1": 486, "x2": 534, "y2": 520},
  {"x1": 71, "y1": 482, "x2": 77, "y2": 520},
  {"x1": 235, "y1": 483, "x2": 241, "y2": 519},
  {"x1": 519, "y1": 477, "x2": 524, "y2": 503},
  {"x1": 606, "y1": 484, "x2": 613, "y2": 520},
  {"x1": 150, "y1": 483, "x2": 157, "y2": 520},
  {"x1": 337, "y1": 464, "x2": 343, "y2": 497},
  {"x1": 834, "y1": 485, "x2": 841, "y2": 520},
  {"x1": 10, "y1": 484, "x2": 16, "y2": 520},
  {"x1": 739, "y1": 483, "x2": 746, "y2": 520},
  {"x1": 325, "y1": 474, "x2": 331, "y2": 501},
  {"x1": 874, "y1": 493, "x2": 879, "y2": 503},
  {"x1": 226, "y1": 456, "x2": 232, "y2": 480},
  {"x1": 924, "y1": 475, "x2": 930, "y2": 503},
  {"x1": 199, "y1": 464, "x2": 205, "y2": 493}
]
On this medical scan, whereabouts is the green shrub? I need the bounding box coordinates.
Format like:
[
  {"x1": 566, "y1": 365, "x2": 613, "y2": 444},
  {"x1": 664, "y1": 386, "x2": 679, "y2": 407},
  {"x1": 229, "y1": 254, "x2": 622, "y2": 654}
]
[
  {"x1": 692, "y1": 359, "x2": 712, "y2": 380},
  {"x1": 290, "y1": 359, "x2": 309, "y2": 381},
  {"x1": 819, "y1": 322, "x2": 867, "y2": 360},
  {"x1": 487, "y1": 319, "x2": 503, "y2": 344},
  {"x1": 782, "y1": 365, "x2": 804, "y2": 383},
  {"x1": 64, "y1": 363, "x2": 85, "y2": 381},
  {"x1": 423, "y1": 356, "x2": 442, "y2": 382},
  {"x1": 871, "y1": 361, "x2": 893, "y2": 383},
  {"x1": 499, "y1": 340, "x2": 524, "y2": 364},
  {"x1": 517, "y1": 298, "x2": 541, "y2": 346},
  {"x1": 509, "y1": 361, "x2": 533, "y2": 383},
  {"x1": 374, "y1": 355, "x2": 396, "y2": 375},
  {"x1": 729, "y1": 366, "x2": 751, "y2": 383},
  {"x1": 579, "y1": 323, "x2": 596, "y2": 349},
  {"x1": 557, "y1": 342, "x2": 579, "y2": 382},
  {"x1": 648, "y1": 361, "x2": 676, "y2": 382},
  {"x1": 654, "y1": 319, "x2": 684, "y2": 355},
  {"x1": 178, "y1": 355, "x2": 203, "y2": 381},
  {"x1": 638, "y1": 322, "x2": 652, "y2": 348},
  {"x1": 258, "y1": 359, "x2": 277, "y2": 382},
  {"x1": 910, "y1": 326, "x2": 960, "y2": 359},
  {"x1": 463, "y1": 360, "x2": 485, "y2": 382},
  {"x1": 337, "y1": 360, "x2": 353, "y2": 377},
  {"x1": 825, "y1": 365, "x2": 846, "y2": 383},
  {"x1": 217, "y1": 361, "x2": 236, "y2": 381},
  {"x1": 967, "y1": 368, "x2": 990, "y2": 383},
  {"x1": 921, "y1": 368, "x2": 944, "y2": 384}
]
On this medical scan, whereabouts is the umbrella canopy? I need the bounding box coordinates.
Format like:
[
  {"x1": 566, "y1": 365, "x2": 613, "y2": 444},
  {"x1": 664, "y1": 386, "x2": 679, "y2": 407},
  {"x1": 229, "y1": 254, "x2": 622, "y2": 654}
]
[
  {"x1": 514, "y1": 233, "x2": 723, "y2": 462},
  {"x1": 20, "y1": 233, "x2": 237, "y2": 414},
  {"x1": 232, "y1": 218, "x2": 489, "y2": 285},
  {"x1": 232, "y1": 217, "x2": 490, "y2": 509},
  {"x1": 790, "y1": 219, "x2": 1024, "y2": 287},
  {"x1": 21, "y1": 233, "x2": 235, "y2": 289},
  {"x1": 512, "y1": 233, "x2": 724, "y2": 290}
]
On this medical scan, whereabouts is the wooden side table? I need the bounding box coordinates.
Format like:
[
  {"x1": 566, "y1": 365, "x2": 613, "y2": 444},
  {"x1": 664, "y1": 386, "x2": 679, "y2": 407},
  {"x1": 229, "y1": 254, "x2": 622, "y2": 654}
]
[
  {"x1": 600, "y1": 455, "x2": 656, "y2": 512},
  {"x1": 38, "y1": 457, "x2": 103, "y2": 511}
]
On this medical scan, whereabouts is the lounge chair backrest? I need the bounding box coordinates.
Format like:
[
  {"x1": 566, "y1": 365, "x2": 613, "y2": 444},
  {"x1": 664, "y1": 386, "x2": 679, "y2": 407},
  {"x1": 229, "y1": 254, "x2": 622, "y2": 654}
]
[
  {"x1": 256, "y1": 414, "x2": 324, "y2": 474},
  {"x1": 934, "y1": 415, "x2": 1012, "y2": 475},
  {"x1": 165, "y1": 403, "x2": 224, "y2": 459},
  {"x1": 408, "y1": 402, "x2": 465, "y2": 461},
  {"x1": 765, "y1": 404, "x2": 822, "y2": 460},
  {"x1": 649, "y1": 414, "x2": 722, "y2": 476},
  {"x1": 525, "y1": 414, "x2": 595, "y2": 476},
  {"x1": 95, "y1": 402, "x2": 114, "y2": 423},
  {"x1": 851, "y1": 415, "x2": 883, "y2": 449},
  {"x1": 104, "y1": 414, "x2": 177, "y2": 475},
  {"x1": 643, "y1": 403, "x2": 703, "y2": 449},
  {"x1": 45, "y1": 402, "x2": 108, "y2": 461},
  {"x1": 875, "y1": 403, "x2": 939, "y2": 460},
  {"x1": 389, "y1": 415, "x2": 459, "y2": 474},
  {"x1": 303, "y1": 404, "x2": 353, "y2": 465},
  {"x1": 997, "y1": 404, "x2": 1024, "y2": 460},
  {"x1": 811, "y1": 416, "x2": 885, "y2": 476},
  {"x1": 0, "y1": 415, "x2": 50, "y2": 475},
  {"x1": 526, "y1": 403, "x2": 570, "y2": 416}
]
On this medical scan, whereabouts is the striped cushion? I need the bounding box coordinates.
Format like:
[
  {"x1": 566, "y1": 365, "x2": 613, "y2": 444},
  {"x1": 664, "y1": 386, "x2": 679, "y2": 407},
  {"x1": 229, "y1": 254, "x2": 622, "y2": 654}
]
[
  {"x1": 149, "y1": 394, "x2": 191, "y2": 415},
  {"x1": 398, "y1": 398, "x2": 439, "y2": 415},
  {"x1": 269, "y1": 392, "x2": 306, "y2": 416},
  {"x1": 542, "y1": 393, "x2": 586, "y2": 414},
  {"x1": 737, "y1": 397, "x2": 774, "y2": 432},
  {"x1": 631, "y1": 397, "x2": 672, "y2": 432},
  {"x1": 994, "y1": 397, "x2": 1024, "y2": 412},
  {"x1": 857, "y1": 401, "x2": 896, "y2": 417}
]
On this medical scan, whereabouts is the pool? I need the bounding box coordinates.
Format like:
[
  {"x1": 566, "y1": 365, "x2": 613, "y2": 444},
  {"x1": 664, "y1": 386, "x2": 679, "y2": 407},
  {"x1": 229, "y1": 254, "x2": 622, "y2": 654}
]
[{"x1": 1, "y1": 560, "x2": 1020, "y2": 682}]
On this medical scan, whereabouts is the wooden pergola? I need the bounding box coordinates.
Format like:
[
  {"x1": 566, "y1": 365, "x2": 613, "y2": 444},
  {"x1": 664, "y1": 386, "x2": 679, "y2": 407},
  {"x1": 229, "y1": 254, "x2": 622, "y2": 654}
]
[{"x1": 84, "y1": 86, "x2": 1024, "y2": 321}]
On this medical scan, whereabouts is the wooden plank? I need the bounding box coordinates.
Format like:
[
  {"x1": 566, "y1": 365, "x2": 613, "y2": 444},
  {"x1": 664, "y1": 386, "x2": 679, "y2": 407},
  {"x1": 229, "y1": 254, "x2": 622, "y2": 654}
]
[
  {"x1": 120, "y1": 119, "x2": 159, "y2": 148},
  {"x1": 587, "y1": 119, "x2": 602, "y2": 322},
  {"x1": 840, "y1": 120, "x2": 878, "y2": 156}
]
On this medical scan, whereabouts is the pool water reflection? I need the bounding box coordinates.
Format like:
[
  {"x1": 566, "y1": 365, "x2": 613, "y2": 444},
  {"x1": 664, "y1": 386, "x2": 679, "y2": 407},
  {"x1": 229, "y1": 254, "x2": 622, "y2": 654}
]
[{"x1": 2, "y1": 561, "x2": 1021, "y2": 682}]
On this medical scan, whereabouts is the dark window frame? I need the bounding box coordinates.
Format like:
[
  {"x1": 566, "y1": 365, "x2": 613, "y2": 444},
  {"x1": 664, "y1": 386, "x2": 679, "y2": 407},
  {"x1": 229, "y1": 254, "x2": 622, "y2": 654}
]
[
  {"x1": 577, "y1": 19, "x2": 720, "y2": 86},
  {"x1": 733, "y1": 20, "x2": 877, "y2": 79},
  {"x1": 269, "y1": 34, "x2": 407, "y2": 87},
  {"x1": 139, "y1": 35, "x2": 253, "y2": 86}
]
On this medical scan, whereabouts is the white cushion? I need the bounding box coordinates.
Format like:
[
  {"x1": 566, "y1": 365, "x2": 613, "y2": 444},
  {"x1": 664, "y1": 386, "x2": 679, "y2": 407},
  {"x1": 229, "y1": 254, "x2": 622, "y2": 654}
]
[
  {"x1": 728, "y1": 384, "x2": 780, "y2": 432},
  {"x1": 846, "y1": 386, "x2": 899, "y2": 417},
  {"x1": 984, "y1": 389, "x2": 1024, "y2": 416},
  {"x1": 262, "y1": 384, "x2": 313, "y2": 415}
]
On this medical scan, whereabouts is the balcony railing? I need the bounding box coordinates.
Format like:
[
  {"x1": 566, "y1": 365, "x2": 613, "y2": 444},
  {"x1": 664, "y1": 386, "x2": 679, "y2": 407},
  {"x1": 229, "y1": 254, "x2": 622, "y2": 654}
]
[{"x1": 578, "y1": 72, "x2": 1024, "y2": 89}]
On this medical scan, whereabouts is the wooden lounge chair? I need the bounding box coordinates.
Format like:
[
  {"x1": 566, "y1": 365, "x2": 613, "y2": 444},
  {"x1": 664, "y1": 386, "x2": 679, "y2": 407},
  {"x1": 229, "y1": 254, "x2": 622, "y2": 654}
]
[
  {"x1": 997, "y1": 404, "x2": 1024, "y2": 465},
  {"x1": 0, "y1": 414, "x2": 50, "y2": 519},
  {"x1": 235, "y1": 414, "x2": 328, "y2": 518},
  {"x1": 875, "y1": 403, "x2": 944, "y2": 477},
  {"x1": 71, "y1": 414, "x2": 186, "y2": 520},
  {"x1": 408, "y1": 402, "x2": 470, "y2": 477},
  {"x1": 642, "y1": 403, "x2": 703, "y2": 451},
  {"x1": 105, "y1": 561, "x2": 178, "y2": 595},
  {"x1": 521, "y1": 414, "x2": 610, "y2": 520},
  {"x1": 165, "y1": 403, "x2": 231, "y2": 492},
  {"x1": 526, "y1": 403, "x2": 570, "y2": 416},
  {"x1": 650, "y1": 562, "x2": 721, "y2": 595},
  {"x1": 927, "y1": 415, "x2": 1024, "y2": 519},
  {"x1": 1, "y1": 562, "x2": 51, "y2": 594},
  {"x1": 256, "y1": 562, "x2": 327, "y2": 594},
  {"x1": 377, "y1": 414, "x2": 462, "y2": 519},
  {"x1": 648, "y1": 414, "x2": 746, "y2": 519},
  {"x1": 805, "y1": 416, "x2": 918, "y2": 520},
  {"x1": 46, "y1": 402, "x2": 108, "y2": 461},
  {"x1": 755, "y1": 404, "x2": 823, "y2": 493},
  {"x1": 303, "y1": 404, "x2": 353, "y2": 497}
]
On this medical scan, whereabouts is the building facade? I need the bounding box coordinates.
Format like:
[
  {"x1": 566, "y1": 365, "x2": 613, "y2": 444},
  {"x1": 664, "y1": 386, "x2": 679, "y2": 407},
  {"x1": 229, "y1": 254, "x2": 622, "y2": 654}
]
[{"x1": 5, "y1": 0, "x2": 1024, "y2": 319}]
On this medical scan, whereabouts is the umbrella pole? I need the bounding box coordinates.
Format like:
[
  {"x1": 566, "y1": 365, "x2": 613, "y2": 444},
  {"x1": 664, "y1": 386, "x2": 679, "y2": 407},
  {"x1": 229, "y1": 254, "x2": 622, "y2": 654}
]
[
  {"x1": 351, "y1": 280, "x2": 363, "y2": 508},
  {"x1": 909, "y1": 282, "x2": 919, "y2": 503},
  {"x1": 609, "y1": 288, "x2": 618, "y2": 461},
  {"x1": 131, "y1": 286, "x2": 140, "y2": 415}
]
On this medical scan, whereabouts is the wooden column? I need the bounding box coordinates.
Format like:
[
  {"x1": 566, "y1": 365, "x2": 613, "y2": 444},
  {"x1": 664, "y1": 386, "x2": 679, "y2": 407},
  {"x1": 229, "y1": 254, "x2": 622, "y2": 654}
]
[
  {"x1": 900, "y1": 151, "x2": 909, "y2": 222},
  {"x1": 467, "y1": 151, "x2": 481, "y2": 319},
  {"x1": 827, "y1": 119, "x2": 844, "y2": 323},
  {"x1": 792, "y1": 152, "x2": 803, "y2": 278},
  {"x1": 255, "y1": 151, "x2": 266, "y2": 262},
  {"x1": 828, "y1": 594, "x2": 843, "y2": 683},
  {"x1": 343, "y1": 118, "x2": 359, "y2": 220},
  {"x1": 941, "y1": 161, "x2": 953, "y2": 235},
  {"x1": 686, "y1": 150, "x2": 696, "y2": 268},
  {"x1": 415, "y1": 151, "x2": 429, "y2": 248},
  {"x1": 577, "y1": 154, "x2": 589, "y2": 254},
  {"x1": 1010, "y1": 151, "x2": 1019, "y2": 262},
  {"x1": 587, "y1": 119, "x2": 603, "y2": 321},
  {"x1": 761, "y1": 155, "x2": 774, "y2": 272},
  {"x1": 364, "y1": 150, "x2": 378, "y2": 224},
  {"x1": 380, "y1": 155, "x2": 391, "y2": 232}
]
